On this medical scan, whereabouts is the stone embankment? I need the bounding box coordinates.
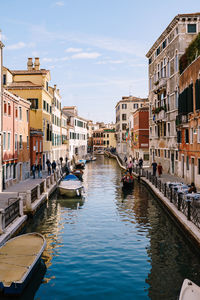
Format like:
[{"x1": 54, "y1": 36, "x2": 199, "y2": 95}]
[
  {"x1": 0, "y1": 169, "x2": 62, "y2": 246},
  {"x1": 105, "y1": 151, "x2": 200, "y2": 248}
]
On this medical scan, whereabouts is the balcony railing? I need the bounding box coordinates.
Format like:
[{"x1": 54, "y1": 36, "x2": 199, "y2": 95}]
[
  {"x1": 176, "y1": 114, "x2": 189, "y2": 126},
  {"x1": 155, "y1": 110, "x2": 167, "y2": 121},
  {"x1": 153, "y1": 77, "x2": 167, "y2": 92}
]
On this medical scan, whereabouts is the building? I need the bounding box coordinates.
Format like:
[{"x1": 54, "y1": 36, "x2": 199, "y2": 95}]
[
  {"x1": 115, "y1": 96, "x2": 148, "y2": 155},
  {"x1": 93, "y1": 129, "x2": 104, "y2": 151},
  {"x1": 30, "y1": 128, "x2": 43, "y2": 168},
  {"x1": 2, "y1": 90, "x2": 30, "y2": 189},
  {"x1": 62, "y1": 106, "x2": 88, "y2": 160},
  {"x1": 103, "y1": 129, "x2": 116, "y2": 149},
  {"x1": 0, "y1": 33, "x2": 4, "y2": 191},
  {"x1": 131, "y1": 106, "x2": 149, "y2": 163},
  {"x1": 49, "y1": 85, "x2": 62, "y2": 164},
  {"x1": 3, "y1": 58, "x2": 53, "y2": 169},
  {"x1": 146, "y1": 13, "x2": 200, "y2": 175},
  {"x1": 177, "y1": 47, "x2": 200, "y2": 187}
]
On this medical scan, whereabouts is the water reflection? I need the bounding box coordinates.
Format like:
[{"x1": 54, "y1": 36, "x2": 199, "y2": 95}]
[{"x1": 21, "y1": 156, "x2": 200, "y2": 299}]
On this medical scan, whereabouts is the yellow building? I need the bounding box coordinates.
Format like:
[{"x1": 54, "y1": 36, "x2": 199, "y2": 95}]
[
  {"x1": 3, "y1": 58, "x2": 53, "y2": 169},
  {"x1": 103, "y1": 129, "x2": 116, "y2": 149}
]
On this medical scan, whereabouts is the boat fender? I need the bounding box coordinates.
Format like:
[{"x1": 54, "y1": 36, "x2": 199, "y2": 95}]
[{"x1": 76, "y1": 189, "x2": 80, "y2": 196}]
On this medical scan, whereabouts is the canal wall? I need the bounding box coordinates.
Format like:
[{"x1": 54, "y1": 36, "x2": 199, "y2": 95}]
[
  {"x1": 105, "y1": 151, "x2": 200, "y2": 248},
  {"x1": 0, "y1": 169, "x2": 63, "y2": 246}
]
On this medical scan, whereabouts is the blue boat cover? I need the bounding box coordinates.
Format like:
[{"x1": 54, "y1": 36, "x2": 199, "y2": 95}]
[{"x1": 63, "y1": 174, "x2": 79, "y2": 181}]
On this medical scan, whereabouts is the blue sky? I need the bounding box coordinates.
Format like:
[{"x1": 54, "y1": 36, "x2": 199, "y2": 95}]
[{"x1": 1, "y1": 0, "x2": 200, "y2": 122}]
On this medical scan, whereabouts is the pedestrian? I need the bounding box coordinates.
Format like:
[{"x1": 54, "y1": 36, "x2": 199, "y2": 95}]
[
  {"x1": 37, "y1": 162, "x2": 42, "y2": 178},
  {"x1": 139, "y1": 158, "x2": 143, "y2": 168},
  {"x1": 47, "y1": 161, "x2": 51, "y2": 175},
  {"x1": 188, "y1": 182, "x2": 197, "y2": 193},
  {"x1": 157, "y1": 162, "x2": 163, "y2": 177},
  {"x1": 31, "y1": 164, "x2": 36, "y2": 179},
  {"x1": 127, "y1": 160, "x2": 133, "y2": 175},
  {"x1": 152, "y1": 160, "x2": 157, "y2": 177},
  {"x1": 52, "y1": 160, "x2": 56, "y2": 173},
  {"x1": 60, "y1": 157, "x2": 63, "y2": 167}
]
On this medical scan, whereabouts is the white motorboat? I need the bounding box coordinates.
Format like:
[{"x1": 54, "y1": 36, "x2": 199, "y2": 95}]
[
  {"x1": 0, "y1": 233, "x2": 46, "y2": 295},
  {"x1": 179, "y1": 279, "x2": 200, "y2": 300},
  {"x1": 58, "y1": 174, "x2": 83, "y2": 197}
]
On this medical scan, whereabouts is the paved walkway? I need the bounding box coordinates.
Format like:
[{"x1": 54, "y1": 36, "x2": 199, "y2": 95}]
[{"x1": 0, "y1": 169, "x2": 60, "y2": 209}]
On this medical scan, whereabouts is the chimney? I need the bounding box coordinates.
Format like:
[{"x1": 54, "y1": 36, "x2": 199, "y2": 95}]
[
  {"x1": 34, "y1": 57, "x2": 40, "y2": 70},
  {"x1": 54, "y1": 84, "x2": 57, "y2": 90},
  {"x1": 27, "y1": 58, "x2": 33, "y2": 70}
]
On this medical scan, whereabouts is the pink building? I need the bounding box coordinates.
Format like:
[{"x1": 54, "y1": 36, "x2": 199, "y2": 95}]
[{"x1": 2, "y1": 90, "x2": 30, "y2": 189}]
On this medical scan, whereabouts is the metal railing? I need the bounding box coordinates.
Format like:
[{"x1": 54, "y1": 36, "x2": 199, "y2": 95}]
[
  {"x1": 133, "y1": 167, "x2": 200, "y2": 229},
  {"x1": 4, "y1": 199, "x2": 20, "y2": 228},
  {"x1": 31, "y1": 186, "x2": 38, "y2": 203}
]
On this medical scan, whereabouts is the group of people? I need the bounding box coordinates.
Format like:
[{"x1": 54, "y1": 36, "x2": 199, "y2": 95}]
[
  {"x1": 31, "y1": 159, "x2": 57, "y2": 179},
  {"x1": 124, "y1": 156, "x2": 143, "y2": 175},
  {"x1": 152, "y1": 161, "x2": 163, "y2": 177}
]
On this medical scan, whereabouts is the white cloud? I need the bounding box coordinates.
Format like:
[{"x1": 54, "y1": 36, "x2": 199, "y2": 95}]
[
  {"x1": 65, "y1": 47, "x2": 82, "y2": 53},
  {"x1": 55, "y1": 1, "x2": 64, "y2": 6},
  {"x1": 7, "y1": 41, "x2": 35, "y2": 50},
  {"x1": 71, "y1": 52, "x2": 101, "y2": 59}
]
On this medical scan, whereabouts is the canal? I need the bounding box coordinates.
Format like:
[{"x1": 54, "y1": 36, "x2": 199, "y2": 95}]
[{"x1": 12, "y1": 156, "x2": 200, "y2": 299}]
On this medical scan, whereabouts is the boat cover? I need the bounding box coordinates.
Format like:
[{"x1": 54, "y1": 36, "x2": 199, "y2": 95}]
[{"x1": 63, "y1": 174, "x2": 79, "y2": 181}]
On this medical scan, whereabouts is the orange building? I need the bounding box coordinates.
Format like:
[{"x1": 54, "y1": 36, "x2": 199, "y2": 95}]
[
  {"x1": 2, "y1": 90, "x2": 30, "y2": 189},
  {"x1": 131, "y1": 107, "x2": 149, "y2": 161},
  {"x1": 93, "y1": 129, "x2": 104, "y2": 152},
  {"x1": 177, "y1": 55, "x2": 200, "y2": 188}
]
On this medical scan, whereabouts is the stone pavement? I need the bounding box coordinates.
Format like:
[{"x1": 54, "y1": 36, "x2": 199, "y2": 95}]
[
  {"x1": 145, "y1": 167, "x2": 188, "y2": 185},
  {"x1": 0, "y1": 169, "x2": 60, "y2": 209}
]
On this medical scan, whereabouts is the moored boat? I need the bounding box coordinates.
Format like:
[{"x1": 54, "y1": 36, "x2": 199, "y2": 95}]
[
  {"x1": 58, "y1": 174, "x2": 83, "y2": 197},
  {"x1": 179, "y1": 279, "x2": 200, "y2": 300},
  {"x1": 0, "y1": 233, "x2": 46, "y2": 295},
  {"x1": 72, "y1": 169, "x2": 83, "y2": 181}
]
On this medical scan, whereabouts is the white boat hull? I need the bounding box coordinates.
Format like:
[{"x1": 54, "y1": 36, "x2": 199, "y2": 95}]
[
  {"x1": 179, "y1": 279, "x2": 200, "y2": 300},
  {"x1": 58, "y1": 181, "x2": 83, "y2": 197}
]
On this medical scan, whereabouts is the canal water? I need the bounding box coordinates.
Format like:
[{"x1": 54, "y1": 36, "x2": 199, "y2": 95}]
[{"x1": 7, "y1": 156, "x2": 200, "y2": 299}]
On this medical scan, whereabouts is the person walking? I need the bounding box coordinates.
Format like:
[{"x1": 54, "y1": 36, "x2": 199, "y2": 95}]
[
  {"x1": 188, "y1": 182, "x2": 197, "y2": 193},
  {"x1": 46, "y1": 160, "x2": 51, "y2": 175},
  {"x1": 31, "y1": 164, "x2": 36, "y2": 179},
  {"x1": 128, "y1": 160, "x2": 133, "y2": 175},
  {"x1": 139, "y1": 158, "x2": 143, "y2": 168},
  {"x1": 37, "y1": 162, "x2": 42, "y2": 178},
  {"x1": 157, "y1": 162, "x2": 163, "y2": 177},
  {"x1": 52, "y1": 160, "x2": 57, "y2": 173},
  {"x1": 152, "y1": 161, "x2": 157, "y2": 176}
]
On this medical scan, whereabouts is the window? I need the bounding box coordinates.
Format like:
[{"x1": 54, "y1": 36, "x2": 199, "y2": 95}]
[
  {"x1": 27, "y1": 136, "x2": 29, "y2": 149},
  {"x1": 198, "y1": 126, "x2": 200, "y2": 143},
  {"x1": 8, "y1": 133, "x2": 10, "y2": 150},
  {"x1": 122, "y1": 114, "x2": 126, "y2": 121},
  {"x1": 36, "y1": 140, "x2": 38, "y2": 152},
  {"x1": 19, "y1": 107, "x2": 22, "y2": 120},
  {"x1": 168, "y1": 150, "x2": 170, "y2": 158},
  {"x1": 40, "y1": 140, "x2": 42, "y2": 152},
  {"x1": 46, "y1": 81, "x2": 48, "y2": 91},
  {"x1": 198, "y1": 159, "x2": 200, "y2": 175},
  {"x1": 28, "y1": 98, "x2": 38, "y2": 109},
  {"x1": 158, "y1": 149, "x2": 160, "y2": 157},
  {"x1": 177, "y1": 131, "x2": 182, "y2": 143},
  {"x1": 175, "y1": 53, "x2": 178, "y2": 72},
  {"x1": 122, "y1": 123, "x2": 126, "y2": 130},
  {"x1": 8, "y1": 103, "x2": 11, "y2": 116},
  {"x1": 175, "y1": 90, "x2": 179, "y2": 108},
  {"x1": 4, "y1": 101, "x2": 7, "y2": 114},
  {"x1": 3, "y1": 132, "x2": 6, "y2": 150},
  {"x1": 15, "y1": 108, "x2": 18, "y2": 118},
  {"x1": 47, "y1": 103, "x2": 49, "y2": 112},
  {"x1": 43, "y1": 100, "x2": 46, "y2": 110},
  {"x1": 3, "y1": 74, "x2": 6, "y2": 85},
  {"x1": 186, "y1": 156, "x2": 189, "y2": 170},
  {"x1": 164, "y1": 149, "x2": 167, "y2": 158},
  {"x1": 162, "y1": 39, "x2": 166, "y2": 49},
  {"x1": 187, "y1": 24, "x2": 196, "y2": 33},
  {"x1": 176, "y1": 151, "x2": 178, "y2": 160},
  {"x1": 190, "y1": 128, "x2": 194, "y2": 144},
  {"x1": 133, "y1": 103, "x2": 138, "y2": 109},
  {"x1": 168, "y1": 123, "x2": 170, "y2": 136},
  {"x1": 185, "y1": 129, "x2": 189, "y2": 143},
  {"x1": 19, "y1": 135, "x2": 22, "y2": 149},
  {"x1": 26, "y1": 110, "x2": 29, "y2": 122},
  {"x1": 122, "y1": 104, "x2": 127, "y2": 109},
  {"x1": 155, "y1": 149, "x2": 157, "y2": 156},
  {"x1": 15, "y1": 134, "x2": 17, "y2": 150}
]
